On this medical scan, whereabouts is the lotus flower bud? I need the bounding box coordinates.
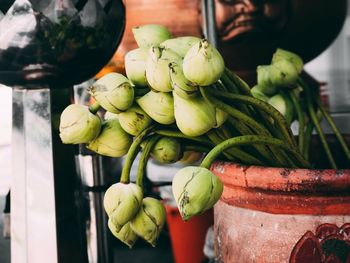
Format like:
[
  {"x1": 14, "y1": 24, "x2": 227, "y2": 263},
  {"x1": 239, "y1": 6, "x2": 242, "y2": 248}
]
[
  {"x1": 172, "y1": 166, "x2": 223, "y2": 221},
  {"x1": 169, "y1": 62, "x2": 198, "y2": 99},
  {"x1": 160, "y1": 36, "x2": 201, "y2": 57},
  {"x1": 87, "y1": 119, "x2": 132, "y2": 157},
  {"x1": 125, "y1": 48, "x2": 149, "y2": 87},
  {"x1": 268, "y1": 93, "x2": 294, "y2": 124},
  {"x1": 251, "y1": 85, "x2": 270, "y2": 102},
  {"x1": 59, "y1": 104, "x2": 101, "y2": 144},
  {"x1": 103, "y1": 182, "x2": 143, "y2": 232},
  {"x1": 215, "y1": 107, "x2": 228, "y2": 128},
  {"x1": 151, "y1": 137, "x2": 182, "y2": 164},
  {"x1": 145, "y1": 47, "x2": 182, "y2": 92},
  {"x1": 108, "y1": 220, "x2": 138, "y2": 248},
  {"x1": 132, "y1": 24, "x2": 172, "y2": 48},
  {"x1": 272, "y1": 48, "x2": 304, "y2": 73},
  {"x1": 183, "y1": 39, "x2": 225, "y2": 86},
  {"x1": 270, "y1": 60, "x2": 299, "y2": 88},
  {"x1": 130, "y1": 197, "x2": 166, "y2": 247},
  {"x1": 256, "y1": 65, "x2": 278, "y2": 95},
  {"x1": 136, "y1": 90, "x2": 175, "y2": 125},
  {"x1": 118, "y1": 105, "x2": 153, "y2": 136},
  {"x1": 173, "y1": 92, "x2": 216, "y2": 136},
  {"x1": 89, "y1": 73, "x2": 134, "y2": 113}
]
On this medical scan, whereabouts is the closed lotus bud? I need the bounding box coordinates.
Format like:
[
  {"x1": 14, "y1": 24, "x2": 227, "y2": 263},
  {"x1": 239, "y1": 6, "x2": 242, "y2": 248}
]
[
  {"x1": 169, "y1": 62, "x2": 198, "y2": 99},
  {"x1": 130, "y1": 197, "x2": 166, "y2": 247},
  {"x1": 125, "y1": 48, "x2": 149, "y2": 87},
  {"x1": 172, "y1": 166, "x2": 223, "y2": 221},
  {"x1": 118, "y1": 105, "x2": 152, "y2": 136},
  {"x1": 89, "y1": 73, "x2": 134, "y2": 113},
  {"x1": 136, "y1": 90, "x2": 175, "y2": 125},
  {"x1": 103, "y1": 182, "x2": 143, "y2": 232},
  {"x1": 108, "y1": 220, "x2": 138, "y2": 248},
  {"x1": 151, "y1": 137, "x2": 182, "y2": 164},
  {"x1": 183, "y1": 39, "x2": 225, "y2": 86},
  {"x1": 146, "y1": 47, "x2": 182, "y2": 92},
  {"x1": 214, "y1": 107, "x2": 228, "y2": 128},
  {"x1": 132, "y1": 24, "x2": 172, "y2": 48},
  {"x1": 160, "y1": 36, "x2": 201, "y2": 57},
  {"x1": 268, "y1": 93, "x2": 294, "y2": 124},
  {"x1": 269, "y1": 60, "x2": 299, "y2": 88},
  {"x1": 256, "y1": 65, "x2": 278, "y2": 95},
  {"x1": 173, "y1": 92, "x2": 216, "y2": 136},
  {"x1": 87, "y1": 119, "x2": 132, "y2": 157},
  {"x1": 59, "y1": 104, "x2": 101, "y2": 144},
  {"x1": 251, "y1": 85, "x2": 270, "y2": 102},
  {"x1": 272, "y1": 48, "x2": 304, "y2": 73}
]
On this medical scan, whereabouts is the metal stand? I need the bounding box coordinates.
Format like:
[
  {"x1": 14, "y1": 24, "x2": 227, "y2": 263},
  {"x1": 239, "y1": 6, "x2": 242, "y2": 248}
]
[{"x1": 11, "y1": 87, "x2": 88, "y2": 263}]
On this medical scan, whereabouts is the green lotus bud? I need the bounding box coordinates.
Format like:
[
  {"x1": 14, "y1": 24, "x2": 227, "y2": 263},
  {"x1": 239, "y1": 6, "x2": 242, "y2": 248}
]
[
  {"x1": 103, "y1": 182, "x2": 143, "y2": 232},
  {"x1": 59, "y1": 104, "x2": 101, "y2": 144},
  {"x1": 272, "y1": 48, "x2": 304, "y2": 73},
  {"x1": 215, "y1": 107, "x2": 228, "y2": 128},
  {"x1": 108, "y1": 220, "x2": 138, "y2": 248},
  {"x1": 130, "y1": 197, "x2": 166, "y2": 247},
  {"x1": 172, "y1": 166, "x2": 223, "y2": 221},
  {"x1": 125, "y1": 48, "x2": 149, "y2": 87},
  {"x1": 173, "y1": 92, "x2": 216, "y2": 136},
  {"x1": 160, "y1": 36, "x2": 201, "y2": 57},
  {"x1": 87, "y1": 119, "x2": 132, "y2": 157},
  {"x1": 256, "y1": 65, "x2": 278, "y2": 95},
  {"x1": 183, "y1": 39, "x2": 225, "y2": 86},
  {"x1": 136, "y1": 90, "x2": 175, "y2": 125},
  {"x1": 145, "y1": 47, "x2": 182, "y2": 92},
  {"x1": 89, "y1": 73, "x2": 134, "y2": 113},
  {"x1": 169, "y1": 62, "x2": 198, "y2": 99},
  {"x1": 151, "y1": 137, "x2": 182, "y2": 164},
  {"x1": 132, "y1": 24, "x2": 172, "y2": 48},
  {"x1": 270, "y1": 60, "x2": 299, "y2": 88},
  {"x1": 251, "y1": 85, "x2": 270, "y2": 102},
  {"x1": 268, "y1": 93, "x2": 294, "y2": 124},
  {"x1": 118, "y1": 105, "x2": 153, "y2": 136}
]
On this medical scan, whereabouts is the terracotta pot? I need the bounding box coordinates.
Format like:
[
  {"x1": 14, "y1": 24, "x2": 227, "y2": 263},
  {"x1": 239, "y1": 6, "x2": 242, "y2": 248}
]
[
  {"x1": 166, "y1": 205, "x2": 213, "y2": 263},
  {"x1": 211, "y1": 162, "x2": 350, "y2": 263}
]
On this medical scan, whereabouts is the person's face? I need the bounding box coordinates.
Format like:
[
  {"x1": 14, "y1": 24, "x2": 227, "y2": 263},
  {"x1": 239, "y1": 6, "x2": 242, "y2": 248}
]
[{"x1": 215, "y1": 0, "x2": 289, "y2": 42}]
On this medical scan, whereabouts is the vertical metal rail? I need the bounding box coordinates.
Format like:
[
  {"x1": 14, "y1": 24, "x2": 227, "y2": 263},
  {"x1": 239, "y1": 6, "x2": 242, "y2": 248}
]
[
  {"x1": 202, "y1": 0, "x2": 218, "y2": 47},
  {"x1": 11, "y1": 87, "x2": 88, "y2": 263}
]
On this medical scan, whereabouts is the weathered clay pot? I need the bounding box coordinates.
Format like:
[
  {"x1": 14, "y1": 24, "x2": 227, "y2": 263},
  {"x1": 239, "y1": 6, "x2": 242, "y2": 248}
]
[{"x1": 211, "y1": 162, "x2": 350, "y2": 263}]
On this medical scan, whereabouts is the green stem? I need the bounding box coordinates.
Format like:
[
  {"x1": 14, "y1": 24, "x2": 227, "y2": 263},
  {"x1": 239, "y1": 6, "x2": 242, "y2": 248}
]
[
  {"x1": 318, "y1": 102, "x2": 350, "y2": 162},
  {"x1": 183, "y1": 144, "x2": 210, "y2": 153},
  {"x1": 302, "y1": 79, "x2": 337, "y2": 169},
  {"x1": 288, "y1": 90, "x2": 305, "y2": 153},
  {"x1": 303, "y1": 122, "x2": 314, "y2": 160},
  {"x1": 154, "y1": 129, "x2": 213, "y2": 148},
  {"x1": 120, "y1": 124, "x2": 156, "y2": 183},
  {"x1": 136, "y1": 135, "x2": 160, "y2": 187},
  {"x1": 89, "y1": 101, "x2": 100, "y2": 114},
  {"x1": 223, "y1": 68, "x2": 252, "y2": 96},
  {"x1": 208, "y1": 88, "x2": 297, "y2": 149},
  {"x1": 200, "y1": 135, "x2": 310, "y2": 169}
]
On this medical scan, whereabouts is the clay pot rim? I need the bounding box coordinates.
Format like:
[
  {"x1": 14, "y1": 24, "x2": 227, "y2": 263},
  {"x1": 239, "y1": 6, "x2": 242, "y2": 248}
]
[{"x1": 211, "y1": 161, "x2": 350, "y2": 194}]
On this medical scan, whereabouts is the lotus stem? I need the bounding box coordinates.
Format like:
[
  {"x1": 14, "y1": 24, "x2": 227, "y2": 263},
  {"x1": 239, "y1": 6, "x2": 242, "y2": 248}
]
[
  {"x1": 89, "y1": 101, "x2": 101, "y2": 114},
  {"x1": 288, "y1": 90, "x2": 305, "y2": 153},
  {"x1": 303, "y1": 121, "x2": 314, "y2": 160},
  {"x1": 154, "y1": 129, "x2": 213, "y2": 148},
  {"x1": 136, "y1": 135, "x2": 160, "y2": 187},
  {"x1": 120, "y1": 124, "x2": 156, "y2": 183},
  {"x1": 200, "y1": 135, "x2": 310, "y2": 170}
]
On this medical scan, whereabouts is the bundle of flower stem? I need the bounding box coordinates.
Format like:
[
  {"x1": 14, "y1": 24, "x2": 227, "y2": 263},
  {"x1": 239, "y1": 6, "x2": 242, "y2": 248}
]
[{"x1": 58, "y1": 24, "x2": 350, "y2": 247}]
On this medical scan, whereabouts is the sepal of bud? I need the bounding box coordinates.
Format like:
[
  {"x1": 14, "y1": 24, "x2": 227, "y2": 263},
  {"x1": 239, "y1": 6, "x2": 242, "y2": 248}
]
[{"x1": 108, "y1": 220, "x2": 138, "y2": 248}]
